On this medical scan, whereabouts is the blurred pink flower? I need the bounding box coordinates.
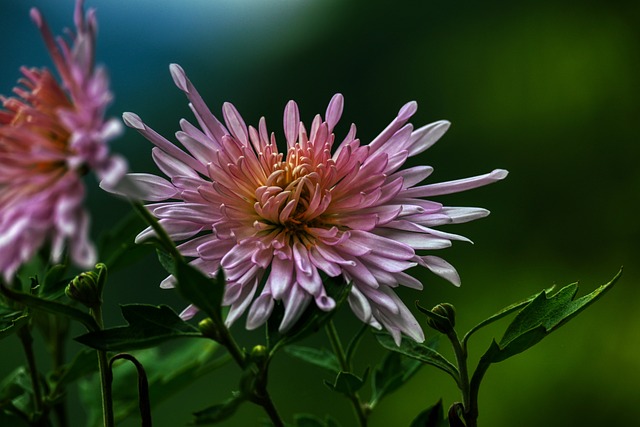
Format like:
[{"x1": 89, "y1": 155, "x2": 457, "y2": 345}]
[
  {"x1": 0, "y1": 0, "x2": 125, "y2": 281},
  {"x1": 120, "y1": 64, "x2": 507, "y2": 344}
]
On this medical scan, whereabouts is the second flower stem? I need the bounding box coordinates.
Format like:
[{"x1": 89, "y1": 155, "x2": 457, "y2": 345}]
[
  {"x1": 325, "y1": 320, "x2": 368, "y2": 427},
  {"x1": 90, "y1": 305, "x2": 114, "y2": 427}
]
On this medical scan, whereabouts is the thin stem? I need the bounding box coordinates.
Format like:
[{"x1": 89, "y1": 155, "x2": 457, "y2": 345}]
[
  {"x1": 256, "y1": 387, "x2": 284, "y2": 427},
  {"x1": 17, "y1": 325, "x2": 44, "y2": 415},
  {"x1": 109, "y1": 354, "x2": 152, "y2": 427},
  {"x1": 445, "y1": 329, "x2": 477, "y2": 427},
  {"x1": 90, "y1": 306, "x2": 114, "y2": 427},
  {"x1": 51, "y1": 316, "x2": 69, "y2": 427},
  {"x1": 325, "y1": 321, "x2": 368, "y2": 427}
]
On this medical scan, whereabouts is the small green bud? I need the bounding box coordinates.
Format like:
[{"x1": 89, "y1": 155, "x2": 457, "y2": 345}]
[
  {"x1": 426, "y1": 303, "x2": 456, "y2": 333},
  {"x1": 65, "y1": 271, "x2": 101, "y2": 308},
  {"x1": 250, "y1": 345, "x2": 269, "y2": 365},
  {"x1": 198, "y1": 318, "x2": 220, "y2": 341}
]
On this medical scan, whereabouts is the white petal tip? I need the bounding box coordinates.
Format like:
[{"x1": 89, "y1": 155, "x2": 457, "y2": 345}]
[
  {"x1": 122, "y1": 112, "x2": 145, "y2": 130},
  {"x1": 492, "y1": 169, "x2": 509, "y2": 179},
  {"x1": 169, "y1": 63, "x2": 189, "y2": 92},
  {"x1": 398, "y1": 101, "x2": 418, "y2": 121}
]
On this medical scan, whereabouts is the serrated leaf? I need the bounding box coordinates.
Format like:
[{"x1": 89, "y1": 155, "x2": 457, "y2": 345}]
[
  {"x1": 324, "y1": 368, "x2": 369, "y2": 396},
  {"x1": 370, "y1": 350, "x2": 422, "y2": 407},
  {"x1": 491, "y1": 269, "x2": 621, "y2": 362},
  {"x1": 461, "y1": 286, "x2": 554, "y2": 347},
  {"x1": 80, "y1": 339, "x2": 225, "y2": 426},
  {"x1": 373, "y1": 330, "x2": 459, "y2": 385},
  {"x1": 409, "y1": 399, "x2": 448, "y2": 427},
  {"x1": 191, "y1": 393, "x2": 245, "y2": 425},
  {"x1": 75, "y1": 304, "x2": 201, "y2": 351},
  {"x1": 284, "y1": 346, "x2": 341, "y2": 373},
  {"x1": 175, "y1": 261, "x2": 224, "y2": 321}
]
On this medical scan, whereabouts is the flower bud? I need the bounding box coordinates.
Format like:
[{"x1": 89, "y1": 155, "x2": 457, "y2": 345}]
[
  {"x1": 198, "y1": 318, "x2": 221, "y2": 341},
  {"x1": 426, "y1": 303, "x2": 456, "y2": 333},
  {"x1": 65, "y1": 271, "x2": 101, "y2": 308},
  {"x1": 250, "y1": 345, "x2": 269, "y2": 365}
]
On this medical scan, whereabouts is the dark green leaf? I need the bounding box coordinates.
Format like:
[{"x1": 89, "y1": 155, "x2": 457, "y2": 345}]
[
  {"x1": 492, "y1": 269, "x2": 621, "y2": 362},
  {"x1": 324, "y1": 368, "x2": 369, "y2": 396},
  {"x1": 191, "y1": 393, "x2": 245, "y2": 425},
  {"x1": 284, "y1": 345, "x2": 341, "y2": 373},
  {"x1": 0, "y1": 286, "x2": 98, "y2": 332},
  {"x1": 48, "y1": 349, "x2": 98, "y2": 396},
  {"x1": 409, "y1": 399, "x2": 448, "y2": 427},
  {"x1": 370, "y1": 350, "x2": 422, "y2": 407},
  {"x1": 175, "y1": 261, "x2": 224, "y2": 321},
  {"x1": 39, "y1": 264, "x2": 69, "y2": 299},
  {"x1": 373, "y1": 330, "x2": 459, "y2": 385},
  {"x1": 0, "y1": 309, "x2": 29, "y2": 340},
  {"x1": 461, "y1": 286, "x2": 555, "y2": 347},
  {"x1": 156, "y1": 247, "x2": 176, "y2": 276},
  {"x1": 75, "y1": 304, "x2": 201, "y2": 351},
  {"x1": 0, "y1": 367, "x2": 34, "y2": 416}
]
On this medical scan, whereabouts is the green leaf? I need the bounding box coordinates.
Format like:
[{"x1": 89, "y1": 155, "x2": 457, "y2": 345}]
[
  {"x1": 324, "y1": 368, "x2": 369, "y2": 396},
  {"x1": 461, "y1": 286, "x2": 555, "y2": 347},
  {"x1": 0, "y1": 367, "x2": 34, "y2": 415},
  {"x1": 0, "y1": 308, "x2": 29, "y2": 340},
  {"x1": 156, "y1": 247, "x2": 177, "y2": 276},
  {"x1": 75, "y1": 304, "x2": 201, "y2": 351},
  {"x1": 191, "y1": 393, "x2": 245, "y2": 425},
  {"x1": 370, "y1": 350, "x2": 422, "y2": 407},
  {"x1": 0, "y1": 286, "x2": 98, "y2": 332},
  {"x1": 80, "y1": 339, "x2": 225, "y2": 426},
  {"x1": 284, "y1": 345, "x2": 341, "y2": 373},
  {"x1": 48, "y1": 349, "x2": 98, "y2": 398},
  {"x1": 409, "y1": 399, "x2": 448, "y2": 427},
  {"x1": 175, "y1": 261, "x2": 224, "y2": 321},
  {"x1": 293, "y1": 413, "x2": 341, "y2": 427},
  {"x1": 492, "y1": 269, "x2": 621, "y2": 363},
  {"x1": 38, "y1": 264, "x2": 70, "y2": 299},
  {"x1": 373, "y1": 330, "x2": 459, "y2": 385}
]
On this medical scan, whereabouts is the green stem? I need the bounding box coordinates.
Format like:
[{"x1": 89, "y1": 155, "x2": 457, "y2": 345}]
[
  {"x1": 446, "y1": 329, "x2": 477, "y2": 427},
  {"x1": 17, "y1": 325, "x2": 44, "y2": 415},
  {"x1": 255, "y1": 384, "x2": 284, "y2": 427},
  {"x1": 90, "y1": 306, "x2": 114, "y2": 427},
  {"x1": 325, "y1": 321, "x2": 368, "y2": 427},
  {"x1": 51, "y1": 316, "x2": 69, "y2": 427}
]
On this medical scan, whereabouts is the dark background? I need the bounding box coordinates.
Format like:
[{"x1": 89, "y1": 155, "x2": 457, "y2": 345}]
[{"x1": 1, "y1": 0, "x2": 638, "y2": 426}]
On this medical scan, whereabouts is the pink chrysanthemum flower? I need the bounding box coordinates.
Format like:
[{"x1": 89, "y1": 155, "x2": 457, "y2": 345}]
[
  {"x1": 119, "y1": 64, "x2": 506, "y2": 344},
  {"x1": 0, "y1": 0, "x2": 125, "y2": 281}
]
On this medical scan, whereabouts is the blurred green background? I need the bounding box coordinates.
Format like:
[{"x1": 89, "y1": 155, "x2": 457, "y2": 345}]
[{"x1": 1, "y1": 0, "x2": 638, "y2": 425}]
